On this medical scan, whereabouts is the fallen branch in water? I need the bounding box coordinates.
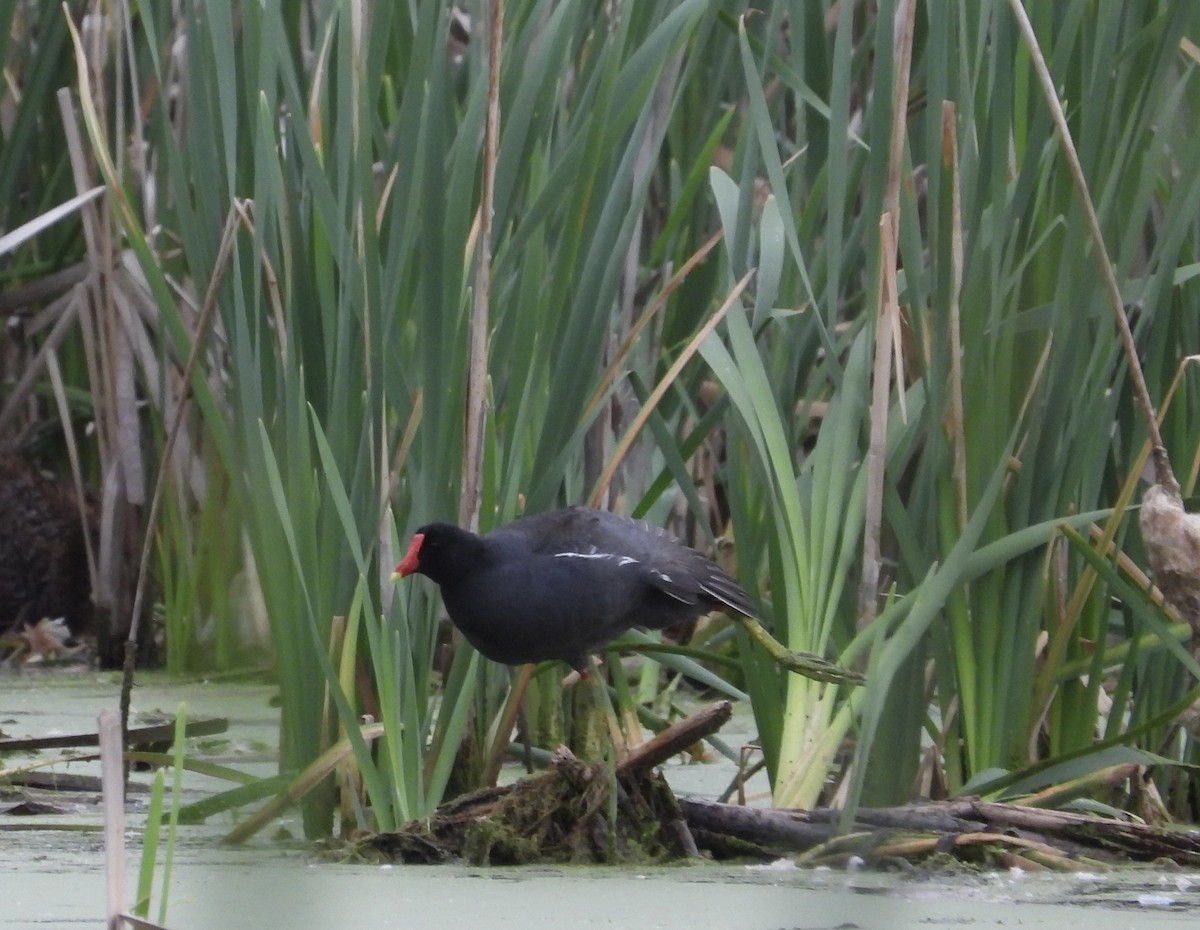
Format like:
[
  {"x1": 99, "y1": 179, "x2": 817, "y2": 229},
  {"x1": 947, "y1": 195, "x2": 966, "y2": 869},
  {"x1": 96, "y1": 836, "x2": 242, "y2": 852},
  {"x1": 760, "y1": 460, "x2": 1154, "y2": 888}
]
[{"x1": 682, "y1": 796, "x2": 1200, "y2": 868}]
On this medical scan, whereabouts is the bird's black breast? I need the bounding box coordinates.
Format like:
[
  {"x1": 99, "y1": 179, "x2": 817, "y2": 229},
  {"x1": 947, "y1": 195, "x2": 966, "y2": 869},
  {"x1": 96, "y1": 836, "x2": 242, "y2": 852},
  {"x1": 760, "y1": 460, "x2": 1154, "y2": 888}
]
[{"x1": 437, "y1": 545, "x2": 701, "y2": 671}]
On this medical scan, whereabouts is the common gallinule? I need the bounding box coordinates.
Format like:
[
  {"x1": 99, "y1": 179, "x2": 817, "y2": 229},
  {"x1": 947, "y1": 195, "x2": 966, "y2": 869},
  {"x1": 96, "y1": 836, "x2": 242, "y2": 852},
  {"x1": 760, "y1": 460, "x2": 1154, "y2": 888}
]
[{"x1": 393, "y1": 506, "x2": 861, "y2": 684}]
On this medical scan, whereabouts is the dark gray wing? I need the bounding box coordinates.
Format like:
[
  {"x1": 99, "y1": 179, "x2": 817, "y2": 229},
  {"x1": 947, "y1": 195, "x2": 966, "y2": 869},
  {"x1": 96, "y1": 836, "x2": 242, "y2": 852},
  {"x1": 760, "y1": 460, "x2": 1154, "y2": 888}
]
[{"x1": 488, "y1": 506, "x2": 758, "y2": 618}]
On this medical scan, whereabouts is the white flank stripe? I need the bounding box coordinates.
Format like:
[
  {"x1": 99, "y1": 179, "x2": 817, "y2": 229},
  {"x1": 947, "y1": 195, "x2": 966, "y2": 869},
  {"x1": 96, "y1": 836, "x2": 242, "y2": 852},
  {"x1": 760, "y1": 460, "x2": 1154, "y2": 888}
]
[{"x1": 553, "y1": 550, "x2": 641, "y2": 567}]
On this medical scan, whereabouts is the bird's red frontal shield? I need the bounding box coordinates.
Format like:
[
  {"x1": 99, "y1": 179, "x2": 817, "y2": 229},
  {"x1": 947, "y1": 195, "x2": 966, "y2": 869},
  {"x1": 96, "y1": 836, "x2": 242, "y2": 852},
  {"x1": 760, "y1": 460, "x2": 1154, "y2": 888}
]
[{"x1": 393, "y1": 533, "x2": 425, "y2": 579}]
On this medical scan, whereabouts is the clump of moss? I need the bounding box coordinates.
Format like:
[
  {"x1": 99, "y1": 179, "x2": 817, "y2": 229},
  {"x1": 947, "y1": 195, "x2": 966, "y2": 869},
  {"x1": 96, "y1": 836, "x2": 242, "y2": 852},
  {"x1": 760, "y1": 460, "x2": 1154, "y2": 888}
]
[
  {"x1": 461, "y1": 765, "x2": 687, "y2": 865},
  {"x1": 370, "y1": 760, "x2": 693, "y2": 866}
]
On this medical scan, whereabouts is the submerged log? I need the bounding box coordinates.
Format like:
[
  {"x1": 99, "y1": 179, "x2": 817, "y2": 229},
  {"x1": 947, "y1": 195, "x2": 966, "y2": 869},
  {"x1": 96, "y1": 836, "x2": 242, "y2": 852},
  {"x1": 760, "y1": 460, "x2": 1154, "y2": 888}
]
[
  {"x1": 681, "y1": 797, "x2": 1200, "y2": 868},
  {"x1": 0, "y1": 716, "x2": 229, "y2": 754}
]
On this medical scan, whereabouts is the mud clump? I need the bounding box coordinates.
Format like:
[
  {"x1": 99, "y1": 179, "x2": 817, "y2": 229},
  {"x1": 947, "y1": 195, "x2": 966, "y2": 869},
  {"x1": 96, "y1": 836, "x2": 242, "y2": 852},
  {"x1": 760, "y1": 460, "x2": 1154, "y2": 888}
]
[{"x1": 0, "y1": 453, "x2": 97, "y2": 648}]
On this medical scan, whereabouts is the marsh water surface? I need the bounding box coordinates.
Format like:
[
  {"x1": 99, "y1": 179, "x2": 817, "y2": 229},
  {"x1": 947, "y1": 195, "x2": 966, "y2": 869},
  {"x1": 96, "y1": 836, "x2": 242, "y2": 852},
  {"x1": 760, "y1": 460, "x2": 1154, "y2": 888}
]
[{"x1": 2, "y1": 672, "x2": 1197, "y2": 929}]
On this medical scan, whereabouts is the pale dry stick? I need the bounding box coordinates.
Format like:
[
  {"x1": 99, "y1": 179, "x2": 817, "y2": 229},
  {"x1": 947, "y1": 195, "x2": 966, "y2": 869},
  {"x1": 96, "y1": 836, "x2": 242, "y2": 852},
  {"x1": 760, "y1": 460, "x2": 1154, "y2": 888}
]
[
  {"x1": 461, "y1": 0, "x2": 504, "y2": 533},
  {"x1": 1006, "y1": 0, "x2": 1178, "y2": 499},
  {"x1": 99, "y1": 708, "x2": 124, "y2": 930},
  {"x1": 0, "y1": 185, "x2": 105, "y2": 258},
  {"x1": 858, "y1": 0, "x2": 917, "y2": 627}
]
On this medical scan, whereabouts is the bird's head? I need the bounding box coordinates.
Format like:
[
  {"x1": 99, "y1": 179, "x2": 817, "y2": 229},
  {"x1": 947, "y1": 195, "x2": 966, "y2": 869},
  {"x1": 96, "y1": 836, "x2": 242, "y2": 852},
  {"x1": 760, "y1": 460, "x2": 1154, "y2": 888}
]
[{"x1": 391, "y1": 522, "x2": 483, "y2": 585}]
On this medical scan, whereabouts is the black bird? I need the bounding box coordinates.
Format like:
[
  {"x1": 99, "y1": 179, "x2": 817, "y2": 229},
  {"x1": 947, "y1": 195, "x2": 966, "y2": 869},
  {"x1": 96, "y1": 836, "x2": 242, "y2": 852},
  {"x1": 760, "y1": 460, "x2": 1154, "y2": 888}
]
[{"x1": 393, "y1": 506, "x2": 861, "y2": 684}]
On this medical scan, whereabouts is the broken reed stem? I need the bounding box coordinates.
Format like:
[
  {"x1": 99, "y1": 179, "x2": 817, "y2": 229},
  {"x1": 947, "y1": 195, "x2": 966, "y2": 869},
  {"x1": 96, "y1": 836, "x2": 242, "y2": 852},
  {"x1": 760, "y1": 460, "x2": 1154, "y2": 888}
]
[
  {"x1": 859, "y1": 0, "x2": 917, "y2": 627},
  {"x1": 942, "y1": 101, "x2": 968, "y2": 533},
  {"x1": 860, "y1": 214, "x2": 898, "y2": 627}
]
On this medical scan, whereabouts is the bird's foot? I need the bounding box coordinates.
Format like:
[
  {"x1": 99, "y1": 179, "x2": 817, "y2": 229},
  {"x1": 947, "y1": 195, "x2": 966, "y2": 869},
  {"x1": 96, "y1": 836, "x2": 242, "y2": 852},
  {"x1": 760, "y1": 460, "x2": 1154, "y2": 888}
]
[
  {"x1": 561, "y1": 668, "x2": 589, "y2": 687},
  {"x1": 776, "y1": 650, "x2": 865, "y2": 685},
  {"x1": 736, "y1": 616, "x2": 863, "y2": 685},
  {"x1": 561, "y1": 657, "x2": 602, "y2": 687}
]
